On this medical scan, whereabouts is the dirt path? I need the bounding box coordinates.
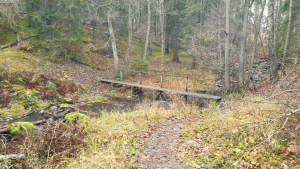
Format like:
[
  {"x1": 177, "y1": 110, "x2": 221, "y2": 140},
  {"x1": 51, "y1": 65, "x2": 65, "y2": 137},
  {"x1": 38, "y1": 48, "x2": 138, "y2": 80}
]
[{"x1": 137, "y1": 117, "x2": 202, "y2": 169}]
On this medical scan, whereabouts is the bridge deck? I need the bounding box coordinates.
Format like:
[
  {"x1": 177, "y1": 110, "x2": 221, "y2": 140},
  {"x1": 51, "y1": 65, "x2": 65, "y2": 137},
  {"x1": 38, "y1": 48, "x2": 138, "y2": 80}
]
[{"x1": 100, "y1": 79, "x2": 222, "y2": 101}]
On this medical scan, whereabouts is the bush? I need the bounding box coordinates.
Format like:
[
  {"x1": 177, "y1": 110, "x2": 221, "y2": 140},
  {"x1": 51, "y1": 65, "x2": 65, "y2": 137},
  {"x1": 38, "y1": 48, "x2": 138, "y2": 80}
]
[
  {"x1": 130, "y1": 58, "x2": 150, "y2": 72},
  {"x1": 18, "y1": 40, "x2": 32, "y2": 51}
]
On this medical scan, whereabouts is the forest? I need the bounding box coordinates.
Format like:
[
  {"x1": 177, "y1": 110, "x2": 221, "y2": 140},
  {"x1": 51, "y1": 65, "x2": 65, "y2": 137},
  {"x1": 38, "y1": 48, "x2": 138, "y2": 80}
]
[{"x1": 0, "y1": 0, "x2": 300, "y2": 168}]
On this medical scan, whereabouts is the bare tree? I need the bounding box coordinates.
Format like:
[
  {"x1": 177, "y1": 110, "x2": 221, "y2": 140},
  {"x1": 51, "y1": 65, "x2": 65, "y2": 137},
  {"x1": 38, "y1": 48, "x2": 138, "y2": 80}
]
[
  {"x1": 160, "y1": 0, "x2": 165, "y2": 68},
  {"x1": 143, "y1": 0, "x2": 151, "y2": 60},
  {"x1": 125, "y1": 1, "x2": 133, "y2": 70},
  {"x1": 268, "y1": 0, "x2": 277, "y2": 83},
  {"x1": 283, "y1": 0, "x2": 293, "y2": 59},
  {"x1": 238, "y1": 0, "x2": 250, "y2": 87},
  {"x1": 250, "y1": 0, "x2": 266, "y2": 77},
  {"x1": 225, "y1": 0, "x2": 230, "y2": 90},
  {"x1": 107, "y1": 0, "x2": 118, "y2": 70}
]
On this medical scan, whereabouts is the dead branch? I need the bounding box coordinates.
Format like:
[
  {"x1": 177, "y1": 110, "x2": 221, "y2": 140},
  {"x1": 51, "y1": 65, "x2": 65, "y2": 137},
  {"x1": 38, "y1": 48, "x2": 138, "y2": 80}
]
[
  {"x1": 255, "y1": 89, "x2": 299, "y2": 102},
  {"x1": 1, "y1": 41, "x2": 17, "y2": 49},
  {"x1": 0, "y1": 154, "x2": 25, "y2": 162}
]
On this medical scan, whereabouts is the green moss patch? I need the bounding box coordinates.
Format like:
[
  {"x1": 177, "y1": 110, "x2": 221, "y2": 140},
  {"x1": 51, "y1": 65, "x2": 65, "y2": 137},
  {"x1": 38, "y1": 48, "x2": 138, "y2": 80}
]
[
  {"x1": 64, "y1": 112, "x2": 90, "y2": 124},
  {"x1": 6, "y1": 122, "x2": 35, "y2": 136}
]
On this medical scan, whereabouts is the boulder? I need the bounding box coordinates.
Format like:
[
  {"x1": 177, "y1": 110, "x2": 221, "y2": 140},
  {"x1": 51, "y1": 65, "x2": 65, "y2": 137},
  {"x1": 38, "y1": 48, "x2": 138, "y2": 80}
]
[
  {"x1": 63, "y1": 98, "x2": 73, "y2": 104},
  {"x1": 6, "y1": 122, "x2": 35, "y2": 136},
  {"x1": 64, "y1": 112, "x2": 90, "y2": 124}
]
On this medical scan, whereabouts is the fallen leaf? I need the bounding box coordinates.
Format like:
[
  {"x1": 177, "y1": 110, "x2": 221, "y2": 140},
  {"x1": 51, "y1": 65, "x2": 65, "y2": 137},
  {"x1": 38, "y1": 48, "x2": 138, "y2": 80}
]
[
  {"x1": 250, "y1": 151, "x2": 257, "y2": 158},
  {"x1": 287, "y1": 145, "x2": 300, "y2": 156}
]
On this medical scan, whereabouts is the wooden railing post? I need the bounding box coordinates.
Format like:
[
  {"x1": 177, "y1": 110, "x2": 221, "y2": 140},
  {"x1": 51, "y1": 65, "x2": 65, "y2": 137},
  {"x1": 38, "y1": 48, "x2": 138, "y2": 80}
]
[
  {"x1": 213, "y1": 79, "x2": 216, "y2": 95},
  {"x1": 160, "y1": 74, "x2": 163, "y2": 88},
  {"x1": 120, "y1": 69, "x2": 123, "y2": 81},
  {"x1": 186, "y1": 77, "x2": 188, "y2": 92},
  {"x1": 140, "y1": 72, "x2": 143, "y2": 85}
]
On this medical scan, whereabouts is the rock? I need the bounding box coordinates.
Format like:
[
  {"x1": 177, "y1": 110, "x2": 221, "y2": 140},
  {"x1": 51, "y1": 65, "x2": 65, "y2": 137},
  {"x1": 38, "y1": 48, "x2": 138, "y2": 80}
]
[
  {"x1": 200, "y1": 163, "x2": 206, "y2": 168},
  {"x1": 287, "y1": 145, "x2": 300, "y2": 157},
  {"x1": 219, "y1": 102, "x2": 226, "y2": 106},
  {"x1": 54, "y1": 111, "x2": 69, "y2": 120},
  {"x1": 195, "y1": 164, "x2": 201, "y2": 168},
  {"x1": 6, "y1": 122, "x2": 35, "y2": 136},
  {"x1": 46, "y1": 118, "x2": 53, "y2": 122},
  {"x1": 63, "y1": 98, "x2": 73, "y2": 104},
  {"x1": 64, "y1": 112, "x2": 90, "y2": 124},
  {"x1": 50, "y1": 106, "x2": 58, "y2": 111},
  {"x1": 59, "y1": 104, "x2": 71, "y2": 109}
]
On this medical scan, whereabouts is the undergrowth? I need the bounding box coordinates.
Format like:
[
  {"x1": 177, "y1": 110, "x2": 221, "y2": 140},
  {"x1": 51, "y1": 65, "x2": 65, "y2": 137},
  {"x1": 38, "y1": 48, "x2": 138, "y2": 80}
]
[
  {"x1": 177, "y1": 92, "x2": 300, "y2": 168},
  {"x1": 0, "y1": 68, "x2": 84, "y2": 117},
  {"x1": 1, "y1": 98, "x2": 202, "y2": 168}
]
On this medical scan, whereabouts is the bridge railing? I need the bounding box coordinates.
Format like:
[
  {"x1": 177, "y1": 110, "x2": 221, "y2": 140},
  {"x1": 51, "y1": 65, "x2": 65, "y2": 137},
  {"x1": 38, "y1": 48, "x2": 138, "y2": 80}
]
[{"x1": 116, "y1": 69, "x2": 217, "y2": 94}]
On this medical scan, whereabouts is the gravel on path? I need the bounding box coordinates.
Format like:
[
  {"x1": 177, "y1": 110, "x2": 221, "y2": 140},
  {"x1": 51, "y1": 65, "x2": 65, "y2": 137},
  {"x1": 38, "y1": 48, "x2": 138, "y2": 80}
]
[{"x1": 137, "y1": 117, "x2": 202, "y2": 169}]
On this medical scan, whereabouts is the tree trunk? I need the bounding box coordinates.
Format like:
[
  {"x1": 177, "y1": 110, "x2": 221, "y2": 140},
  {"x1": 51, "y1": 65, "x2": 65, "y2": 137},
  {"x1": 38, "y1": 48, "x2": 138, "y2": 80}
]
[
  {"x1": 165, "y1": 33, "x2": 170, "y2": 54},
  {"x1": 218, "y1": 14, "x2": 222, "y2": 61},
  {"x1": 268, "y1": 0, "x2": 278, "y2": 84},
  {"x1": 250, "y1": 0, "x2": 266, "y2": 77},
  {"x1": 125, "y1": 2, "x2": 133, "y2": 70},
  {"x1": 107, "y1": 1, "x2": 118, "y2": 71},
  {"x1": 143, "y1": 0, "x2": 151, "y2": 60},
  {"x1": 283, "y1": 0, "x2": 293, "y2": 58},
  {"x1": 172, "y1": 37, "x2": 180, "y2": 62},
  {"x1": 172, "y1": 48, "x2": 180, "y2": 63},
  {"x1": 192, "y1": 55, "x2": 199, "y2": 69},
  {"x1": 274, "y1": 0, "x2": 281, "y2": 60},
  {"x1": 238, "y1": 0, "x2": 250, "y2": 87},
  {"x1": 160, "y1": 0, "x2": 165, "y2": 69},
  {"x1": 225, "y1": 0, "x2": 230, "y2": 90}
]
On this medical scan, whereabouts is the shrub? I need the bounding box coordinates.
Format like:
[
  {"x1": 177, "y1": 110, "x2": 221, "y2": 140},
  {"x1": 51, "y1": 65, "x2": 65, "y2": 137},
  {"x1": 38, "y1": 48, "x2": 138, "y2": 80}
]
[
  {"x1": 130, "y1": 58, "x2": 150, "y2": 72},
  {"x1": 6, "y1": 122, "x2": 35, "y2": 136},
  {"x1": 18, "y1": 40, "x2": 32, "y2": 51}
]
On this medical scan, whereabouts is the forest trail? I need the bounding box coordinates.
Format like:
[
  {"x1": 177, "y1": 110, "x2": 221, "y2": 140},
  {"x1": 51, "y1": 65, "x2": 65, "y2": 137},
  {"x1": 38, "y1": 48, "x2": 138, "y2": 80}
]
[{"x1": 137, "y1": 117, "x2": 202, "y2": 169}]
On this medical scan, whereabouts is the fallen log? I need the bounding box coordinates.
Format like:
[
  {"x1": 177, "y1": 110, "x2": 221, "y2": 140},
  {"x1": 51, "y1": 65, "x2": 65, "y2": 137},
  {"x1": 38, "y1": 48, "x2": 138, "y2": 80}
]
[
  {"x1": 0, "y1": 128, "x2": 8, "y2": 134},
  {"x1": 1, "y1": 41, "x2": 17, "y2": 49},
  {"x1": 0, "y1": 154, "x2": 25, "y2": 162},
  {"x1": 0, "y1": 120, "x2": 47, "y2": 134}
]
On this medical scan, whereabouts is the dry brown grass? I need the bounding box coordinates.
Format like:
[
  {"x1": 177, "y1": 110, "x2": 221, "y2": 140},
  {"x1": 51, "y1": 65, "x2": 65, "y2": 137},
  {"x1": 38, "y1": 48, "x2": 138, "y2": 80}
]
[{"x1": 18, "y1": 40, "x2": 32, "y2": 52}]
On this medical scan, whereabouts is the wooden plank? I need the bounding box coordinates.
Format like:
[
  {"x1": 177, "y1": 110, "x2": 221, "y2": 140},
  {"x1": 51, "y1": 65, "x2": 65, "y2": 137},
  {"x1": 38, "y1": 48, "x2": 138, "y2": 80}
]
[{"x1": 100, "y1": 79, "x2": 222, "y2": 101}]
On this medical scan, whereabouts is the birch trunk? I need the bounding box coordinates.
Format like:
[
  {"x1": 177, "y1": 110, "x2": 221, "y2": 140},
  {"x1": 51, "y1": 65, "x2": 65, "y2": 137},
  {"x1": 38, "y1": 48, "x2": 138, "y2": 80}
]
[
  {"x1": 107, "y1": 1, "x2": 118, "y2": 70},
  {"x1": 225, "y1": 0, "x2": 230, "y2": 90},
  {"x1": 283, "y1": 0, "x2": 293, "y2": 58},
  {"x1": 160, "y1": 0, "x2": 165, "y2": 69},
  {"x1": 238, "y1": 0, "x2": 250, "y2": 87},
  {"x1": 250, "y1": 0, "x2": 266, "y2": 76},
  {"x1": 143, "y1": 0, "x2": 151, "y2": 60},
  {"x1": 125, "y1": 2, "x2": 133, "y2": 70}
]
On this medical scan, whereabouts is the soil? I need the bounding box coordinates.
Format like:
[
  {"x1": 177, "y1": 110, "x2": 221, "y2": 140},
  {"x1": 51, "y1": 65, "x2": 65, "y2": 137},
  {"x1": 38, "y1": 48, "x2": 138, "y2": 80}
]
[
  {"x1": 44, "y1": 60, "x2": 111, "y2": 96},
  {"x1": 137, "y1": 117, "x2": 203, "y2": 169}
]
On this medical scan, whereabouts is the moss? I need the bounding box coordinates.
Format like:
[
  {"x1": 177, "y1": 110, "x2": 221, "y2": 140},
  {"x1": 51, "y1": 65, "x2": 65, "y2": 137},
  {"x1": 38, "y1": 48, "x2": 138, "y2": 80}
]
[
  {"x1": 6, "y1": 122, "x2": 35, "y2": 136},
  {"x1": 64, "y1": 112, "x2": 90, "y2": 124},
  {"x1": 63, "y1": 98, "x2": 73, "y2": 104}
]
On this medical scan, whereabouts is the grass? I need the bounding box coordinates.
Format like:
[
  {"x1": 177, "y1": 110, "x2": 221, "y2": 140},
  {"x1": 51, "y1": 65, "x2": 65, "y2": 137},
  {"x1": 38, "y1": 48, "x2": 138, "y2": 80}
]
[
  {"x1": 0, "y1": 47, "x2": 42, "y2": 71},
  {"x1": 0, "y1": 97, "x2": 203, "y2": 168},
  {"x1": 176, "y1": 92, "x2": 300, "y2": 168},
  {"x1": 65, "y1": 100, "x2": 201, "y2": 168}
]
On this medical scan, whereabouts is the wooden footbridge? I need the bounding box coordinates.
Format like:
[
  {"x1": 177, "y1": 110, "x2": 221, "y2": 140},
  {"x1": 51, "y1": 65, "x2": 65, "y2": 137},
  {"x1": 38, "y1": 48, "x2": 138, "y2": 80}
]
[{"x1": 99, "y1": 69, "x2": 222, "y2": 102}]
